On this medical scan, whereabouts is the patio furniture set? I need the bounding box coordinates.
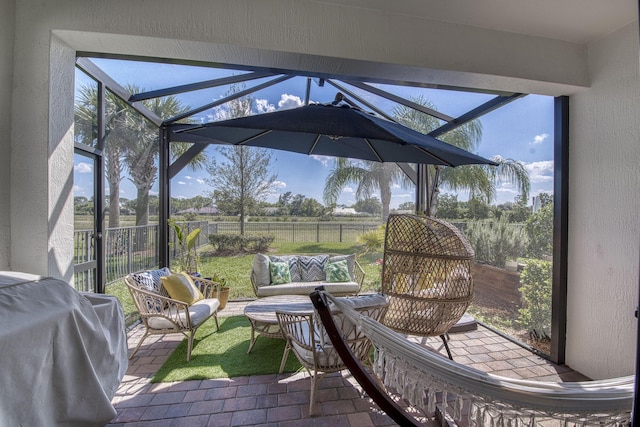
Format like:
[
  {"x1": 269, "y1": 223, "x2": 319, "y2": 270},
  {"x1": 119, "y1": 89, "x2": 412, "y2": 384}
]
[
  {"x1": 123, "y1": 214, "x2": 634, "y2": 423},
  {"x1": 123, "y1": 214, "x2": 477, "y2": 415}
]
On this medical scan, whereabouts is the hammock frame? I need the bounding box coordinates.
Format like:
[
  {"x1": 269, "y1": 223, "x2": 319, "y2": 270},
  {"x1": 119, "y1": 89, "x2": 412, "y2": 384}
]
[{"x1": 311, "y1": 290, "x2": 634, "y2": 427}]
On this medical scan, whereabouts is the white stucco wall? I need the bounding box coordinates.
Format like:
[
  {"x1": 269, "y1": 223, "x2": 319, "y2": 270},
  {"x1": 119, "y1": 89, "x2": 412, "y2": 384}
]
[
  {"x1": 0, "y1": 0, "x2": 15, "y2": 270},
  {"x1": 5, "y1": 0, "x2": 640, "y2": 379},
  {"x1": 566, "y1": 22, "x2": 640, "y2": 379}
]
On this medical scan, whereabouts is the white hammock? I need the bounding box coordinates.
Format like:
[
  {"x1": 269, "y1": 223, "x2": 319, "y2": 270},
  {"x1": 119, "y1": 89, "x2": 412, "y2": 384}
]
[{"x1": 323, "y1": 292, "x2": 633, "y2": 427}]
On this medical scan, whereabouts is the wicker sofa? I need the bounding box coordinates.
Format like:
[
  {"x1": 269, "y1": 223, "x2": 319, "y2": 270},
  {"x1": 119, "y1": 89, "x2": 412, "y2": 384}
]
[{"x1": 250, "y1": 253, "x2": 364, "y2": 297}]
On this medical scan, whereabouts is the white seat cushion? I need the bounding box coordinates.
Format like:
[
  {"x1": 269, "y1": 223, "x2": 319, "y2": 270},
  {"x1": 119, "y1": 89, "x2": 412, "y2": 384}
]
[
  {"x1": 147, "y1": 298, "x2": 219, "y2": 329},
  {"x1": 255, "y1": 281, "x2": 360, "y2": 297}
]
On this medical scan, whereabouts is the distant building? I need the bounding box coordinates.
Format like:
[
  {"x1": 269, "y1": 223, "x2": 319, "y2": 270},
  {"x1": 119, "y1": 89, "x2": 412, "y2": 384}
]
[
  {"x1": 261, "y1": 207, "x2": 280, "y2": 216},
  {"x1": 333, "y1": 207, "x2": 358, "y2": 216},
  {"x1": 177, "y1": 207, "x2": 220, "y2": 215}
]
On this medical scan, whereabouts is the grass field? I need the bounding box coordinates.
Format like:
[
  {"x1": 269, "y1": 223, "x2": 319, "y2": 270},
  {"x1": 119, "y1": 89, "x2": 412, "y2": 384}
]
[{"x1": 106, "y1": 241, "x2": 382, "y2": 327}]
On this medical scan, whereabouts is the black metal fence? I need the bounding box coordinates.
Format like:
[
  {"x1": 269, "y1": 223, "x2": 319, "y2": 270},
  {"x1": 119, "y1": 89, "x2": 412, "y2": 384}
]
[
  {"x1": 208, "y1": 222, "x2": 380, "y2": 243},
  {"x1": 73, "y1": 221, "x2": 381, "y2": 287}
]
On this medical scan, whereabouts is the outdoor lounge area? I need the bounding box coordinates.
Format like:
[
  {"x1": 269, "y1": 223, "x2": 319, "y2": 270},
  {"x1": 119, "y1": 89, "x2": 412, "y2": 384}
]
[
  {"x1": 3, "y1": 0, "x2": 640, "y2": 425},
  {"x1": 109, "y1": 300, "x2": 591, "y2": 426}
]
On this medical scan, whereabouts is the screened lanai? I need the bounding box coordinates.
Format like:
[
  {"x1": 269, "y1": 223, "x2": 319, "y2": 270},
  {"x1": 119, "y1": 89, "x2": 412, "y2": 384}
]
[{"x1": 73, "y1": 55, "x2": 567, "y2": 363}]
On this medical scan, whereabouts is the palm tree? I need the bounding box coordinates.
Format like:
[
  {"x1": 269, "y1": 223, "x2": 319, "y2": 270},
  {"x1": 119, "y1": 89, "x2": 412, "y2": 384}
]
[
  {"x1": 75, "y1": 85, "x2": 129, "y2": 228},
  {"x1": 323, "y1": 159, "x2": 411, "y2": 220},
  {"x1": 122, "y1": 88, "x2": 207, "y2": 225},
  {"x1": 393, "y1": 96, "x2": 530, "y2": 216},
  {"x1": 75, "y1": 85, "x2": 207, "y2": 227}
]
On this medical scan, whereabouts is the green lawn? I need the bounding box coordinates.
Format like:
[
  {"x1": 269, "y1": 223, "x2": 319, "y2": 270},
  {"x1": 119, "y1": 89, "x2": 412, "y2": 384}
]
[{"x1": 105, "y1": 241, "x2": 383, "y2": 327}]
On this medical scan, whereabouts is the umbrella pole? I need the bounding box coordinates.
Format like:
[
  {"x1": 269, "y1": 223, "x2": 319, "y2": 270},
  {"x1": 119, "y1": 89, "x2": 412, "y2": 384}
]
[{"x1": 416, "y1": 164, "x2": 430, "y2": 216}]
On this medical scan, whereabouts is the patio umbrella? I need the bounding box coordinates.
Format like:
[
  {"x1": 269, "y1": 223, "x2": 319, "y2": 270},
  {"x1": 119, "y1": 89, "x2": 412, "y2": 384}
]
[{"x1": 180, "y1": 102, "x2": 497, "y2": 167}]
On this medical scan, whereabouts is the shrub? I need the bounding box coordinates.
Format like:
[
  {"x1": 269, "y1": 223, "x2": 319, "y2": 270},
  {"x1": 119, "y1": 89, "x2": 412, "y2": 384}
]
[
  {"x1": 208, "y1": 234, "x2": 274, "y2": 253},
  {"x1": 518, "y1": 259, "x2": 552, "y2": 340},
  {"x1": 357, "y1": 224, "x2": 386, "y2": 255},
  {"x1": 526, "y1": 203, "x2": 553, "y2": 258},
  {"x1": 464, "y1": 217, "x2": 527, "y2": 268}
]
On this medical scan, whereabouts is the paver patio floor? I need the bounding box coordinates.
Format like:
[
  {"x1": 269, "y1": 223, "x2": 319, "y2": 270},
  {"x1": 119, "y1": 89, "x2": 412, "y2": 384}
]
[{"x1": 107, "y1": 300, "x2": 587, "y2": 427}]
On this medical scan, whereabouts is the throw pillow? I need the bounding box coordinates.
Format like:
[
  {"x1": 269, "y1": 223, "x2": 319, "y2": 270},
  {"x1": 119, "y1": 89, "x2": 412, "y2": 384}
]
[
  {"x1": 269, "y1": 255, "x2": 301, "y2": 281},
  {"x1": 252, "y1": 253, "x2": 271, "y2": 287},
  {"x1": 325, "y1": 259, "x2": 351, "y2": 283},
  {"x1": 129, "y1": 267, "x2": 171, "y2": 293},
  {"x1": 269, "y1": 261, "x2": 291, "y2": 285},
  {"x1": 298, "y1": 255, "x2": 329, "y2": 281},
  {"x1": 161, "y1": 272, "x2": 204, "y2": 305},
  {"x1": 328, "y1": 254, "x2": 356, "y2": 280}
]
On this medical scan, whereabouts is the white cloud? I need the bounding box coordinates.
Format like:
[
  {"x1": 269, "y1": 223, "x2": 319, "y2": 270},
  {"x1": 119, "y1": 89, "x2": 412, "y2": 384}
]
[
  {"x1": 72, "y1": 185, "x2": 83, "y2": 194},
  {"x1": 392, "y1": 193, "x2": 412, "y2": 199},
  {"x1": 273, "y1": 180, "x2": 287, "y2": 189},
  {"x1": 278, "y1": 94, "x2": 304, "y2": 110},
  {"x1": 496, "y1": 184, "x2": 518, "y2": 194},
  {"x1": 178, "y1": 181, "x2": 186, "y2": 185},
  {"x1": 150, "y1": 190, "x2": 159, "y2": 196},
  {"x1": 533, "y1": 133, "x2": 549, "y2": 144},
  {"x1": 343, "y1": 187, "x2": 354, "y2": 193},
  {"x1": 310, "y1": 155, "x2": 333, "y2": 167},
  {"x1": 525, "y1": 160, "x2": 554, "y2": 183},
  {"x1": 184, "y1": 175, "x2": 193, "y2": 180},
  {"x1": 255, "y1": 98, "x2": 276, "y2": 114},
  {"x1": 74, "y1": 162, "x2": 92, "y2": 173},
  {"x1": 196, "y1": 178, "x2": 205, "y2": 185},
  {"x1": 391, "y1": 183, "x2": 401, "y2": 189}
]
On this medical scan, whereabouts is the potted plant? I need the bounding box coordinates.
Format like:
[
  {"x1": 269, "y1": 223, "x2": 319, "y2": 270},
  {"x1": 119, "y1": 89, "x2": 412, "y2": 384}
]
[
  {"x1": 208, "y1": 273, "x2": 230, "y2": 310},
  {"x1": 169, "y1": 219, "x2": 202, "y2": 275}
]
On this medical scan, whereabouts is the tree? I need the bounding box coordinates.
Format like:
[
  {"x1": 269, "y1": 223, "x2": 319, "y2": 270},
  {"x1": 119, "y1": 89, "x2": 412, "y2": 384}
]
[
  {"x1": 538, "y1": 192, "x2": 553, "y2": 207},
  {"x1": 393, "y1": 96, "x2": 530, "y2": 216},
  {"x1": 277, "y1": 191, "x2": 293, "y2": 207},
  {"x1": 353, "y1": 197, "x2": 382, "y2": 215},
  {"x1": 288, "y1": 194, "x2": 307, "y2": 216},
  {"x1": 465, "y1": 196, "x2": 490, "y2": 220},
  {"x1": 526, "y1": 203, "x2": 553, "y2": 258},
  {"x1": 434, "y1": 194, "x2": 461, "y2": 219},
  {"x1": 75, "y1": 85, "x2": 129, "y2": 228},
  {"x1": 123, "y1": 90, "x2": 207, "y2": 226},
  {"x1": 205, "y1": 83, "x2": 278, "y2": 233},
  {"x1": 397, "y1": 201, "x2": 416, "y2": 211},
  {"x1": 75, "y1": 84, "x2": 207, "y2": 227},
  {"x1": 323, "y1": 159, "x2": 411, "y2": 220},
  {"x1": 298, "y1": 197, "x2": 325, "y2": 217},
  {"x1": 507, "y1": 195, "x2": 532, "y2": 223},
  {"x1": 206, "y1": 145, "x2": 277, "y2": 234}
]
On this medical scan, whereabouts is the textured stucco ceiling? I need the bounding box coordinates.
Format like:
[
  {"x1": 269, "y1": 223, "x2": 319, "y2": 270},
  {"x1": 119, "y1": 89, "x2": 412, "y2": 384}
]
[{"x1": 314, "y1": 0, "x2": 637, "y2": 44}]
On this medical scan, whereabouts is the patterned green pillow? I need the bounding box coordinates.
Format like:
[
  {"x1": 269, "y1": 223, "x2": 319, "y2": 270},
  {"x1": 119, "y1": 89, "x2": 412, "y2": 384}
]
[
  {"x1": 269, "y1": 261, "x2": 291, "y2": 285},
  {"x1": 325, "y1": 260, "x2": 351, "y2": 283}
]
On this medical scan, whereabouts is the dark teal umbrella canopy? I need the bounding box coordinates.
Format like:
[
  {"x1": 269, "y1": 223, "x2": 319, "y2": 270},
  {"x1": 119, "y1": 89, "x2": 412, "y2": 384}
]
[{"x1": 181, "y1": 102, "x2": 497, "y2": 167}]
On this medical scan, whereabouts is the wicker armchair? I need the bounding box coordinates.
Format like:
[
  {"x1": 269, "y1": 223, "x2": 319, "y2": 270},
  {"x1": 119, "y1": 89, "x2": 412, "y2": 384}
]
[
  {"x1": 125, "y1": 268, "x2": 221, "y2": 361},
  {"x1": 381, "y1": 214, "x2": 475, "y2": 359},
  {"x1": 276, "y1": 294, "x2": 389, "y2": 415}
]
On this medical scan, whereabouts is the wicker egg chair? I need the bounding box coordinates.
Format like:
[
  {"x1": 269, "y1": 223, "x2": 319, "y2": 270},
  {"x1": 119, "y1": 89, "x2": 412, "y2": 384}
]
[{"x1": 381, "y1": 214, "x2": 475, "y2": 359}]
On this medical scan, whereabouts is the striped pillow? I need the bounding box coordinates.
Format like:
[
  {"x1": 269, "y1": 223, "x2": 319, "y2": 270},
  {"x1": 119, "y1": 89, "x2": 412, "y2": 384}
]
[{"x1": 298, "y1": 255, "x2": 329, "y2": 282}]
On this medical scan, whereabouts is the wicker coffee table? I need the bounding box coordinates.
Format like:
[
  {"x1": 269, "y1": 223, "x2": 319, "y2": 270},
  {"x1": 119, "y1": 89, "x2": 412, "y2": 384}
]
[{"x1": 244, "y1": 295, "x2": 314, "y2": 356}]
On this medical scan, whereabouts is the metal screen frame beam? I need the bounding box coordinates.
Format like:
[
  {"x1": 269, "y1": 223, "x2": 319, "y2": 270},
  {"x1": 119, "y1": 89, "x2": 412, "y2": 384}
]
[{"x1": 551, "y1": 95, "x2": 569, "y2": 365}]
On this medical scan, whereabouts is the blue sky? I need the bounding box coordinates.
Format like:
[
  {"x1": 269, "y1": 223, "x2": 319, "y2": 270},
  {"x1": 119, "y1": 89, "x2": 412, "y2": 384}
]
[{"x1": 74, "y1": 59, "x2": 554, "y2": 209}]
